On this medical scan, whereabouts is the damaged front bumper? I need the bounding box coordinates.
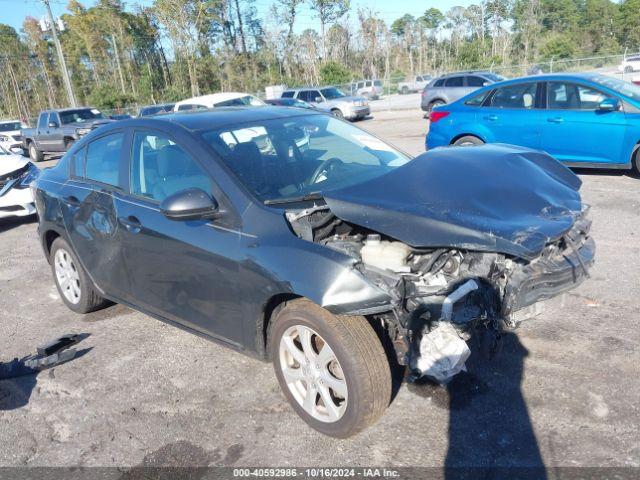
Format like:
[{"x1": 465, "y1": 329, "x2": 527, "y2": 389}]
[{"x1": 0, "y1": 163, "x2": 38, "y2": 219}]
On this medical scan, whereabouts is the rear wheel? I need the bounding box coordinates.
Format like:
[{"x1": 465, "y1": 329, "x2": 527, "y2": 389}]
[
  {"x1": 633, "y1": 147, "x2": 640, "y2": 176},
  {"x1": 453, "y1": 135, "x2": 484, "y2": 147},
  {"x1": 428, "y1": 100, "x2": 446, "y2": 112},
  {"x1": 64, "y1": 138, "x2": 75, "y2": 151},
  {"x1": 50, "y1": 237, "x2": 110, "y2": 314},
  {"x1": 29, "y1": 142, "x2": 44, "y2": 162},
  {"x1": 270, "y1": 299, "x2": 391, "y2": 438}
]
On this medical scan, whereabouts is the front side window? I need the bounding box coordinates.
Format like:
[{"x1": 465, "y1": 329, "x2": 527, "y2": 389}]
[
  {"x1": 445, "y1": 76, "x2": 463, "y2": 87},
  {"x1": 85, "y1": 132, "x2": 124, "y2": 187},
  {"x1": 466, "y1": 76, "x2": 487, "y2": 87},
  {"x1": 320, "y1": 87, "x2": 345, "y2": 100},
  {"x1": 201, "y1": 114, "x2": 410, "y2": 204},
  {"x1": 547, "y1": 82, "x2": 612, "y2": 110},
  {"x1": 490, "y1": 83, "x2": 537, "y2": 109},
  {"x1": 60, "y1": 108, "x2": 104, "y2": 125},
  {"x1": 374, "y1": 80, "x2": 382, "y2": 86},
  {"x1": 130, "y1": 131, "x2": 212, "y2": 203}
]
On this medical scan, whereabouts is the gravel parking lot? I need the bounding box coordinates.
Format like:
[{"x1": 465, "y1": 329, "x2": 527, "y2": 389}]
[{"x1": 1, "y1": 110, "x2": 638, "y2": 471}]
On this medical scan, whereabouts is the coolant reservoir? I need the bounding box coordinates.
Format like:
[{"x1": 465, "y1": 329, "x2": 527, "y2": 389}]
[{"x1": 360, "y1": 234, "x2": 411, "y2": 272}]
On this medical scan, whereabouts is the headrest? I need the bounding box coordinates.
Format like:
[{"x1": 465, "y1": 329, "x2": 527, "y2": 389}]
[{"x1": 157, "y1": 144, "x2": 189, "y2": 178}]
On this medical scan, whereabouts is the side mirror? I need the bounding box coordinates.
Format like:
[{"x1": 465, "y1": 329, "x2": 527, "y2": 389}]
[
  {"x1": 314, "y1": 96, "x2": 324, "y2": 103},
  {"x1": 597, "y1": 98, "x2": 619, "y2": 112},
  {"x1": 160, "y1": 188, "x2": 219, "y2": 221},
  {"x1": 48, "y1": 121, "x2": 59, "y2": 128}
]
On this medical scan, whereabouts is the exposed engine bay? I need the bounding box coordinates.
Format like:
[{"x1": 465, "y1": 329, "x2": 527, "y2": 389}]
[{"x1": 285, "y1": 203, "x2": 594, "y2": 383}]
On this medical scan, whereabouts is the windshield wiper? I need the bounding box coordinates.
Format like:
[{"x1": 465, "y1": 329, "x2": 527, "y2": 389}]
[{"x1": 264, "y1": 192, "x2": 323, "y2": 205}]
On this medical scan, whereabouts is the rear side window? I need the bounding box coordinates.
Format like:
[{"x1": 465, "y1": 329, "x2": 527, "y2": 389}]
[
  {"x1": 281, "y1": 91, "x2": 295, "y2": 98},
  {"x1": 71, "y1": 146, "x2": 86, "y2": 178},
  {"x1": 298, "y1": 90, "x2": 321, "y2": 102},
  {"x1": 85, "y1": 132, "x2": 124, "y2": 187},
  {"x1": 434, "y1": 79, "x2": 445, "y2": 87},
  {"x1": 445, "y1": 76, "x2": 463, "y2": 87},
  {"x1": 465, "y1": 90, "x2": 490, "y2": 106},
  {"x1": 490, "y1": 83, "x2": 537, "y2": 109},
  {"x1": 38, "y1": 113, "x2": 49, "y2": 130}
]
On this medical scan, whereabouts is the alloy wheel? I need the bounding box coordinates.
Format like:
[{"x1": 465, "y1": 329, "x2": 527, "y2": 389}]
[
  {"x1": 54, "y1": 248, "x2": 81, "y2": 304},
  {"x1": 279, "y1": 325, "x2": 348, "y2": 423}
]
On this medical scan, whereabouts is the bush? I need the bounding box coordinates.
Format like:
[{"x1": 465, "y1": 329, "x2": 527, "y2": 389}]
[
  {"x1": 319, "y1": 61, "x2": 352, "y2": 85},
  {"x1": 87, "y1": 84, "x2": 135, "y2": 110}
]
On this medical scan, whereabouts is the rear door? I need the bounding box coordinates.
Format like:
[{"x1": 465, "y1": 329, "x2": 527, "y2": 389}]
[
  {"x1": 477, "y1": 81, "x2": 542, "y2": 149},
  {"x1": 58, "y1": 130, "x2": 132, "y2": 300},
  {"x1": 116, "y1": 128, "x2": 245, "y2": 345},
  {"x1": 540, "y1": 81, "x2": 628, "y2": 165}
]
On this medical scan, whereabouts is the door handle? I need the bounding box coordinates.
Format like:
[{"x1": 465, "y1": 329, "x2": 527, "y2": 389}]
[
  {"x1": 547, "y1": 117, "x2": 564, "y2": 123},
  {"x1": 63, "y1": 195, "x2": 80, "y2": 206},
  {"x1": 483, "y1": 115, "x2": 498, "y2": 121},
  {"x1": 118, "y1": 216, "x2": 142, "y2": 233}
]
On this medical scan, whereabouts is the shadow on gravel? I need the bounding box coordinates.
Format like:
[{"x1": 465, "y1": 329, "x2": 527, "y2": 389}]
[
  {"x1": 572, "y1": 167, "x2": 639, "y2": 179},
  {"x1": 0, "y1": 214, "x2": 37, "y2": 234},
  {"x1": 407, "y1": 331, "x2": 546, "y2": 479}
]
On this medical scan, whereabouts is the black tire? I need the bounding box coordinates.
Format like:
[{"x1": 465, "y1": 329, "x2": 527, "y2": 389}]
[
  {"x1": 269, "y1": 298, "x2": 392, "y2": 438},
  {"x1": 50, "y1": 237, "x2": 110, "y2": 314},
  {"x1": 331, "y1": 109, "x2": 344, "y2": 119},
  {"x1": 625, "y1": 66, "x2": 634, "y2": 74},
  {"x1": 21, "y1": 147, "x2": 29, "y2": 157},
  {"x1": 452, "y1": 135, "x2": 484, "y2": 147},
  {"x1": 401, "y1": 86, "x2": 409, "y2": 95},
  {"x1": 428, "y1": 100, "x2": 446, "y2": 112},
  {"x1": 28, "y1": 142, "x2": 44, "y2": 162},
  {"x1": 633, "y1": 147, "x2": 640, "y2": 176},
  {"x1": 64, "y1": 138, "x2": 75, "y2": 151}
]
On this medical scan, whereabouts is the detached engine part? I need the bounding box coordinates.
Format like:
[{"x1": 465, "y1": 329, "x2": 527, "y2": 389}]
[{"x1": 412, "y1": 322, "x2": 471, "y2": 383}]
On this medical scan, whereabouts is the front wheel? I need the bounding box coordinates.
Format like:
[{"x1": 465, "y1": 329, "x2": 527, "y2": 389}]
[
  {"x1": 625, "y1": 66, "x2": 634, "y2": 74},
  {"x1": 270, "y1": 299, "x2": 391, "y2": 438},
  {"x1": 29, "y1": 142, "x2": 44, "y2": 162},
  {"x1": 331, "y1": 109, "x2": 344, "y2": 119}
]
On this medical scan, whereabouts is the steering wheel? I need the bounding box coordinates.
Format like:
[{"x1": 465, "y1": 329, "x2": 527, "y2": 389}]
[{"x1": 308, "y1": 158, "x2": 344, "y2": 185}]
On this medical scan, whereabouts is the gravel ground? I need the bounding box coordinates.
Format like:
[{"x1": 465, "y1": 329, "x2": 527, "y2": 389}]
[{"x1": 0, "y1": 110, "x2": 638, "y2": 472}]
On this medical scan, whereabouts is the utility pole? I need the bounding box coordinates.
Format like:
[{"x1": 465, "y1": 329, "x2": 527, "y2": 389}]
[{"x1": 42, "y1": 0, "x2": 76, "y2": 107}]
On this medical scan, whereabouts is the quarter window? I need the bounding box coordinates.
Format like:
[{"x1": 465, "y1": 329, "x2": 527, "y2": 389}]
[
  {"x1": 85, "y1": 132, "x2": 124, "y2": 187},
  {"x1": 490, "y1": 83, "x2": 537, "y2": 109},
  {"x1": 465, "y1": 90, "x2": 490, "y2": 106},
  {"x1": 130, "y1": 131, "x2": 212, "y2": 203}
]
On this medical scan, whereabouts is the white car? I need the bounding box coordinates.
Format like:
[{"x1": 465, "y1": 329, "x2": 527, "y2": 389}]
[
  {"x1": 0, "y1": 119, "x2": 27, "y2": 154},
  {"x1": 174, "y1": 92, "x2": 265, "y2": 112},
  {"x1": 0, "y1": 146, "x2": 38, "y2": 219},
  {"x1": 618, "y1": 55, "x2": 640, "y2": 74}
]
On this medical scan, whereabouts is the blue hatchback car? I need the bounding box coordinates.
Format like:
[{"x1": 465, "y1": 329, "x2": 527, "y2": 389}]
[{"x1": 426, "y1": 73, "x2": 640, "y2": 172}]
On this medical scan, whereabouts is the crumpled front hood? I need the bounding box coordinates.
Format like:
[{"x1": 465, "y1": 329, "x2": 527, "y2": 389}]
[
  {"x1": 0, "y1": 154, "x2": 29, "y2": 177},
  {"x1": 324, "y1": 144, "x2": 584, "y2": 260}
]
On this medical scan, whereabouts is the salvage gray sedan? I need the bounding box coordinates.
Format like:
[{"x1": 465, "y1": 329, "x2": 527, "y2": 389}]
[{"x1": 33, "y1": 107, "x2": 594, "y2": 437}]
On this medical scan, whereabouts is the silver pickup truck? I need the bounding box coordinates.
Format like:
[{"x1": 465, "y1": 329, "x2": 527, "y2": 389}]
[{"x1": 21, "y1": 108, "x2": 112, "y2": 161}]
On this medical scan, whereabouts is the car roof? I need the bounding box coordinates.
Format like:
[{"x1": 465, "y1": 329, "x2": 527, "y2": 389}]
[
  {"x1": 47, "y1": 107, "x2": 98, "y2": 113},
  {"x1": 484, "y1": 72, "x2": 610, "y2": 87},
  {"x1": 286, "y1": 86, "x2": 336, "y2": 91},
  {"x1": 97, "y1": 106, "x2": 322, "y2": 132}
]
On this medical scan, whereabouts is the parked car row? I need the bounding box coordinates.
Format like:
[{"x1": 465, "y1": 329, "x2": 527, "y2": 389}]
[{"x1": 426, "y1": 72, "x2": 640, "y2": 172}]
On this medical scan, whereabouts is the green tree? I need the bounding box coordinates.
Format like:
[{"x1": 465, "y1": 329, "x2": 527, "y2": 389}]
[{"x1": 319, "y1": 61, "x2": 351, "y2": 84}]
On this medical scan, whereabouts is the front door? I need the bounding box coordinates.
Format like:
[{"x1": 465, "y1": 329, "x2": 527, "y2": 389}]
[
  {"x1": 540, "y1": 81, "x2": 628, "y2": 165},
  {"x1": 117, "y1": 129, "x2": 245, "y2": 345}
]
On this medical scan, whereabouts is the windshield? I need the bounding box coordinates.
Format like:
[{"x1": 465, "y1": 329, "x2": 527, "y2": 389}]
[
  {"x1": 590, "y1": 75, "x2": 640, "y2": 102},
  {"x1": 0, "y1": 122, "x2": 22, "y2": 132},
  {"x1": 60, "y1": 108, "x2": 104, "y2": 124},
  {"x1": 483, "y1": 73, "x2": 505, "y2": 82},
  {"x1": 320, "y1": 87, "x2": 346, "y2": 100},
  {"x1": 214, "y1": 96, "x2": 264, "y2": 107},
  {"x1": 201, "y1": 114, "x2": 410, "y2": 204}
]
